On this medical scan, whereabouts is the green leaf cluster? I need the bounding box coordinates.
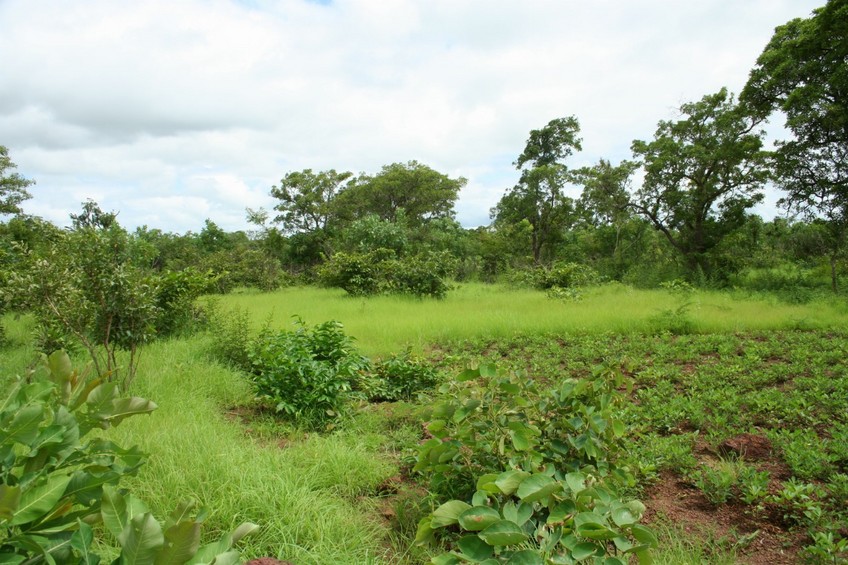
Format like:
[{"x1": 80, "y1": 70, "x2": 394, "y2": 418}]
[{"x1": 247, "y1": 318, "x2": 370, "y2": 425}]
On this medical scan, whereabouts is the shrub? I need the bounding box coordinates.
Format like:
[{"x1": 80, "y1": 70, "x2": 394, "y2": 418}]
[
  {"x1": 319, "y1": 249, "x2": 456, "y2": 298},
  {"x1": 206, "y1": 300, "x2": 254, "y2": 370},
  {"x1": 153, "y1": 267, "x2": 214, "y2": 337},
  {"x1": 247, "y1": 318, "x2": 369, "y2": 426},
  {"x1": 363, "y1": 348, "x2": 441, "y2": 401}
]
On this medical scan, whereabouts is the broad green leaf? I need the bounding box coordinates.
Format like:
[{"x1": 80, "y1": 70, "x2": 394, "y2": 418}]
[
  {"x1": 479, "y1": 364, "x2": 497, "y2": 378},
  {"x1": 457, "y1": 368, "x2": 480, "y2": 382},
  {"x1": 165, "y1": 500, "x2": 197, "y2": 530},
  {"x1": 70, "y1": 520, "x2": 99, "y2": 565},
  {"x1": 457, "y1": 535, "x2": 493, "y2": 561},
  {"x1": 574, "y1": 513, "x2": 616, "y2": 541},
  {"x1": 629, "y1": 524, "x2": 658, "y2": 547},
  {"x1": 1, "y1": 405, "x2": 44, "y2": 446},
  {"x1": 118, "y1": 512, "x2": 164, "y2": 565},
  {"x1": 478, "y1": 520, "x2": 527, "y2": 546},
  {"x1": 414, "y1": 516, "x2": 435, "y2": 546},
  {"x1": 101, "y1": 485, "x2": 129, "y2": 539},
  {"x1": 229, "y1": 522, "x2": 259, "y2": 544},
  {"x1": 498, "y1": 382, "x2": 521, "y2": 395},
  {"x1": 505, "y1": 550, "x2": 544, "y2": 565},
  {"x1": 565, "y1": 472, "x2": 586, "y2": 494},
  {"x1": 572, "y1": 542, "x2": 601, "y2": 560},
  {"x1": 103, "y1": 397, "x2": 158, "y2": 427},
  {"x1": 157, "y1": 520, "x2": 201, "y2": 565},
  {"x1": 47, "y1": 351, "x2": 73, "y2": 385},
  {"x1": 0, "y1": 485, "x2": 21, "y2": 522},
  {"x1": 0, "y1": 552, "x2": 26, "y2": 564},
  {"x1": 516, "y1": 474, "x2": 561, "y2": 503},
  {"x1": 635, "y1": 547, "x2": 653, "y2": 565},
  {"x1": 602, "y1": 557, "x2": 626, "y2": 565},
  {"x1": 476, "y1": 473, "x2": 500, "y2": 494},
  {"x1": 431, "y1": 500, "x2": 471, "y2": 528},
  {"x1": 611, "y1": 507, "x2": 637, "y2": 527},
  {"x1": 10, "y1": 474, "x2": 72, "y2": 526},
  {"x1": 458, "y1": 506, "x2": 501, "y2": 531},
  {"x1": 509, "y1": 428, "x2": 531, "y2": 451},
  {"x1": 547, "y1": 500, "x2": 576, "y2": 524},
  {"x1": 86, "y1": 382, "x2": 118, "y2": 419},
  {"x1": 494, "y1": 470, "x2": 530, "y2": 495},
  {"x1": 204, "y1": 551, "x2": 240, "y2": 565}
]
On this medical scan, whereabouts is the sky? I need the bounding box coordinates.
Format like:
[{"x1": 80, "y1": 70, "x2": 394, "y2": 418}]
[{"x1": 0, "y1": 0, "x2": 824, "y2": 234}]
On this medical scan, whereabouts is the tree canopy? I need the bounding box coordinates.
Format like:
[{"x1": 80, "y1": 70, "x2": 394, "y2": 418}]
[
  {"x1": 0, "y1": 145, "x2": 34, "y2": 216},
  {"x1": 630, "y1": 89, "x2": 770, "y2": 276},
  {"x1": 492, "y1": 117, "x2": 582, "y2": 264},
  {"x1": 742, "y1": 0, "x2": 848, "y2": 290}
]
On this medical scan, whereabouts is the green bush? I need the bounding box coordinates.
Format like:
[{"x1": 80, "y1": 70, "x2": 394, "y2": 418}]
[
  {"x1": 363, "y1": 348, "x2": 441, "y2": 401},
  {"x1": 414, "y1": 365, "x2": 655, "y2": 564},
  {"x1": 206, "y1": 301, "x2": 254, "y2": 371},
  {"x1": 246, "y1": 318, "x2": 369, "y2": 426},
  {"x1": 153, "y1": 267, "x2": 214, "y2": 337}
]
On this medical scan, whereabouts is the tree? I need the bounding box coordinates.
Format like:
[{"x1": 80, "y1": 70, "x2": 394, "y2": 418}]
[
  {"x1": 335, "y1": 161, "x2": 465, "y2": 226},
  {"x1": 741, "y1": 0, "x2": 848, "y2": 291},
  {"x1": 270, "y1": 169, "x2": 353, "y2": 234},
  {"x1": 574, "y1": 159, "x2": 639, "y2": 272},
  {"x1": 492, "y1": 117, "x2": 582, "y2": 264},
  {"x1": 0, "y1": 145, "x2": 34, "y2": 216},
  {"x1": 630, "y1": 89, "x2": 770, "y2": 279}
]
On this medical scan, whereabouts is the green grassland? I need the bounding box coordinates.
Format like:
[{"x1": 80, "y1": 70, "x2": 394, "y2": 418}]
[{"x1": 2, "y1": 283, "x2": 847, "y2": 563}]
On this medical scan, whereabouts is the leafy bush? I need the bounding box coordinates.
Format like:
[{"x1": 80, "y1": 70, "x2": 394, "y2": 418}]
[
  {"x1": 414, "y1": 364, "x2": 633, "y2": 500},
  {"x1": 318, "y1": 249, "x2": 456, "y2": 298},
  {"x1": 0, "y1": 351, "x2": 255, "y2": 563},
  {"x1": 413, "y1": 365, "x2": 655, "y2": 564},
  {"x1": 417, "y1": 470, "x2": 656, "y2": 564},
  {"x1": 507, "y1": 262, "x2": 601, "y2": 292},
  {"x1": 362, "y1": 348, "x2": 441, "y2": 401},
  {"x1": 247, "y1": 318, "x2": 369, "y2": 425},
  {"x1": 153, "y1": 267, "x2": 214, "y2": 337}
]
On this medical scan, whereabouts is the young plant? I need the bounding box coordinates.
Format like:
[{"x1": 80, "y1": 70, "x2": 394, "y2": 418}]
[{"x1": 247, "y1": 318, "x2": 369, "y2": 426}]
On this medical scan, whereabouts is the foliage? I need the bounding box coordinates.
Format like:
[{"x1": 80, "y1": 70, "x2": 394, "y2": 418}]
[
  {"x1": 362, "y1": 348, "x2": 441, "y2": 402},
  {"x1": 0, "y1": 146, "x2": 34, "y2": 217},
  {"x1": 0, "y1": 351, "x2": 257, "y2": 564},
  {"x1": 318, "y1": 249, "x2": 456, "y2": 299},
  {"x1": 205, "y1": 301, "x2": 254, "y2": 371},
  {"x1": 630, "y1": 88, "x2": 771, "y2": 278},
  {"x1": 336, "y1": 161, "x2": 465, "y2": 227},
  {"x1": 536, "y1": 262, "x2": 601, "y2": 290},
  {"x1": 246, "y1": 318, "x2": 369, "y2": 425},
  {"x1": 742, "y1": 0, "x2": 848, "y2": 293},
  {"x1": 153, "y1": 268, "x2": 214, "y2": 337},
  {"x1": 414, "y1": 364, "x2": 633, "y2": 500},
  {"x1": 270, "y1": 168, "x2": 353, "y2": 235},
  {"x1": 8, "y1": 223, "x2": 159, "y2": 389},
  {"x1": 0, "y1": 350, "x2": 156, "y2": 562},
  {"x1": 413, "y1": 365, "x2": 654, "y2": 564},
  {"x1": 492, "y1": 117, "x2": 582, "y2": 264}
]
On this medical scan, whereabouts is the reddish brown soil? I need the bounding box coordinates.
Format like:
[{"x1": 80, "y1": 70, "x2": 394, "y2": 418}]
[{"x1": 644, "y1": 470, "x2": 805, "y2": 564}]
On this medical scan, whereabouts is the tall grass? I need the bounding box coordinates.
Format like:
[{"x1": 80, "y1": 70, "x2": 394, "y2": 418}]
[
  {"x1": 214, "y1": 283, "x2": 848, "y2": 356},
  {"x1": 100, "y1": 337, "x2": 398, "y2": 563}
]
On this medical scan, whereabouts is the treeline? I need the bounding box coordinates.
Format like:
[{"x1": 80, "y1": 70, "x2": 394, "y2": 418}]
[{"x1": 1, "y1": 0, "x2": 845, "y2": 313}]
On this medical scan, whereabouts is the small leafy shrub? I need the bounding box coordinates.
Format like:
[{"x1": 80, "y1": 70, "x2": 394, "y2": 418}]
[
  {"x1": 247, "y1": 318, "x2": 369, "y2": 425},
  {"x1": 317, "y1": 249, "x2": 393, "y2": 296},
  {"x1": 648, "y1": 303, "x2": 696, "y2": 335},
  {"x1": 206, "y1": 300, "x2": 254, "y2": 370},
  {"x1": 363, "y1": 348, "x2": 441, "y2": 401},
  {"x1": 538, "y1": 262, "x2": 601, "y2": 290},
  {"x1": 414, "y1": 364, "x2": 632, "y2": 500},
  {"x1": 153, "y1": 267, "x2": 214, "y2": 337},
  {"x1": 545, "y1": 286, "x2": 583, "y2": 302},
  {"x1": 417, "y1": 469, "x2": 657, "y2": 564}
]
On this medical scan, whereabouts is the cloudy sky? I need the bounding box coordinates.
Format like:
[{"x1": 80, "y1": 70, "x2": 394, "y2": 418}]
[{"x1": 0, "y1": 0, "x2": 823, "y2": 234}]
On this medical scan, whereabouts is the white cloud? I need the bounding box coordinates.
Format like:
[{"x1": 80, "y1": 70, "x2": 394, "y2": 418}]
[{"x1": 0, "y1": 0, "x2": 823, "y2": 232}]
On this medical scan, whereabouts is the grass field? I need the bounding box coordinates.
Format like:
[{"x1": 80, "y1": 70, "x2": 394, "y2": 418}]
[
  {"x1": 214, "y1": 283, "x2": 848, "y2": 356},
  {"x1": 2, "y1": 282, "x2": 847, "y2": 563}
]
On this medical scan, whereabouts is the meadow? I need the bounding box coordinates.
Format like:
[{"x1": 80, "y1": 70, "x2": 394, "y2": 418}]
[{"x1": 2, "y1": 282, "x2": 847, "y2": 563}]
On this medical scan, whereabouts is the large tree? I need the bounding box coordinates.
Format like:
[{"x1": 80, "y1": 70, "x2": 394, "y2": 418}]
[
  {"x1": 741, "y1": 0, "x2": 848, "y2": 291},
  {"x1": 335, "y1": 161, "x2": 465, "y2": 226},
  {"x1": 270, "y1": 169, "x2": 353, "y2": 234},
  {"x1": 630, "y1": 88, "x2": 770, "y2": 278},
  {"x1": 0, "y1": 145, "x2": 34, "y2": 216},
  {"x1": 492, "y1": 117, "x2": 582, "y2": 264}
]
